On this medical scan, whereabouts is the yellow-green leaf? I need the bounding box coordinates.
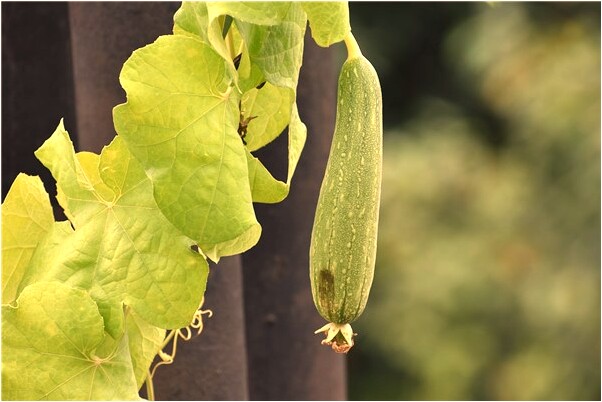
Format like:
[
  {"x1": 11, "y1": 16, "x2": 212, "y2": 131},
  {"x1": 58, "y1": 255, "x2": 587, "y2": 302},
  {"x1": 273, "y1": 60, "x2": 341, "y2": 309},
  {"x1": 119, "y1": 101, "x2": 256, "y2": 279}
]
[
  {"x1": 2, "y1": 282, "x2": 139, "y2": 400},
  {"x1": 114, "y1": 35, "x2": 261, "y2": 261},
  {"x1": 1, "y1": 174, "x2": 54, "y2": 304},
  {"x1": 33, "y1": 122, "x2": 208, "y2": 331},
  {"x1": 302, "y1": 2, "x2": 350, "y2": 47}
]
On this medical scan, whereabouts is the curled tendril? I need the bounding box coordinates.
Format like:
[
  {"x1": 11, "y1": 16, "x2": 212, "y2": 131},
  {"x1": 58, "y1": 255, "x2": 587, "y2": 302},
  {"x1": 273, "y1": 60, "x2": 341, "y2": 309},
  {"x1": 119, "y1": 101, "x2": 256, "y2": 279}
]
[
  {"x1": 148, "y1": 298, "x2": 213, "y2": 379},
  {"x1": 190, "y1": 305, "x2": 213, "y2": 335},
  {"x1": 179, "y1": 326, "x2": 192, "y2": 341}
]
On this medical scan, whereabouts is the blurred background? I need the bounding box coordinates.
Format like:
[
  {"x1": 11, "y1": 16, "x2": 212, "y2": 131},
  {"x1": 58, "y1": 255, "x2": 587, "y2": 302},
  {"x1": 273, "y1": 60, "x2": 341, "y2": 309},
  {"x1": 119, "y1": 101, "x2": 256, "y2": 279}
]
[{"x1": 347, "y1": 2, "x2": 601, "y2": 400}]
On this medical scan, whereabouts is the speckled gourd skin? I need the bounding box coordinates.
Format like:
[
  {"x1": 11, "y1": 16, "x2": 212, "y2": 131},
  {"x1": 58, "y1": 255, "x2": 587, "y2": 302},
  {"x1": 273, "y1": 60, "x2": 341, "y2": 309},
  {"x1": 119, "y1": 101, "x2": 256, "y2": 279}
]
[{"x1": 310, "y1": 55, "x2": 382, "y2": 325}]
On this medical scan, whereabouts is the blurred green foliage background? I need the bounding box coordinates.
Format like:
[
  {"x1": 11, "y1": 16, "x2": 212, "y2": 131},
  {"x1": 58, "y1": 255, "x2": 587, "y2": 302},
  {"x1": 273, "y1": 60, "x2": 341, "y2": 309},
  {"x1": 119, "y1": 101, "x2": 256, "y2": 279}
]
[{"x1": 346, "y1": 3, "x2": 600, "y2": 400}]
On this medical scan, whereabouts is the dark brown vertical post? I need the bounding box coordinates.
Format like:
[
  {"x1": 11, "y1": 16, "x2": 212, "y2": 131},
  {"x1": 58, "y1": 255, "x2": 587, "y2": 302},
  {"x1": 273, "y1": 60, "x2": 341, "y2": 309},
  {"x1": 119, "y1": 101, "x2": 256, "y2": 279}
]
[
  {"x1": 1, "y1": 3, "x2": 76, "y2": 203},
  {"x1": 241, "y1": 35, "x2": 347, "y2": 400},
  {"x1": 152, "y1": 256, "x2": 249, "y2": 401},
  {"x1": 68, "y1": 2, "x2": 180, "y2": 152},
  {"x1": 68, "y1": 3, "x2": 250, "y2": 400}
]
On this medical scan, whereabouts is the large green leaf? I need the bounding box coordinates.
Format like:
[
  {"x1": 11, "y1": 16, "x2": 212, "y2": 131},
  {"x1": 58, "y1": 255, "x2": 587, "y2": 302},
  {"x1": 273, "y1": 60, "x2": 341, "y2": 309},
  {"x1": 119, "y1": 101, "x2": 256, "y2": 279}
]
[
  {"x1": 1, "y1": 174, "x2": 54, "y2": 304},
  {"x1": 302, "y1": 2, "x2": 350, "y2": 47},
  {"x1": 9, "y1": 221, "x2": 165, "y2": 390},
  {"x1": 2, "y1": 282, "x2": 139, "y2": 400},
  {"x1": 172, "y1": 2, "x2": 309, "y2": 206},
  {"x1": 17, "y1": 218, "x2": 132, "y2": 338},
  {"x1": 32, "y1": 122, "x2": 207, "y2": 331},
  {"x1": 113, "y1": 35, "x2": 261, "y2": 261}
]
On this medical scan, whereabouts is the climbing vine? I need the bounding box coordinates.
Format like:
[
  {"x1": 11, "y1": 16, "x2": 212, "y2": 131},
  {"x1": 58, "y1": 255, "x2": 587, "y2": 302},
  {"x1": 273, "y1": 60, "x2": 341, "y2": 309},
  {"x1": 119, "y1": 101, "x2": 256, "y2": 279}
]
[{"x1": 2, "y1": 2, "x2": 356, "y2": 399}]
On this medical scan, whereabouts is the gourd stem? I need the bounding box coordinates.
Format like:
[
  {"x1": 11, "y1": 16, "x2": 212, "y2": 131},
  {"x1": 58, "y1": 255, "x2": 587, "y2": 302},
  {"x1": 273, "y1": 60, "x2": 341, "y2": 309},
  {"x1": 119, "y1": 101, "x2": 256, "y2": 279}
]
[{"x1": 344, "y1": 32, "x2": 363, "y2": 60}]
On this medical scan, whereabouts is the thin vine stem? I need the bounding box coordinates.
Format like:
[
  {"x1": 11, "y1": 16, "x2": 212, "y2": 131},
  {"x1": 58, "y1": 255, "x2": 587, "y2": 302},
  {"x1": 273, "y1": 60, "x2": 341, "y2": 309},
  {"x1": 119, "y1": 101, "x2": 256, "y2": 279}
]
[
  {"x1": 158, "y1": 329, "x2": 177, "y2": 352},
  {"x1": 145, "y1": 298, "x2": 213, "y2": 396},
  {"x1": 145, "y1": 369, "x2": 155, "y2": 401}
]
